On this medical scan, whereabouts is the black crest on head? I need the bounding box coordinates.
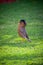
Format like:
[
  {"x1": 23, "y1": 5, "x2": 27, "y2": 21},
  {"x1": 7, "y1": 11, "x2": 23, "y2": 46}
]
[{"x1": 20, "y1": 20, "x2": 26, "y2": 25}]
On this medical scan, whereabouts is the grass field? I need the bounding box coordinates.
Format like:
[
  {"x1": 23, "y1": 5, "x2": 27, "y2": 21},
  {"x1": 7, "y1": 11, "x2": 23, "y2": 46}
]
[{"x1": 0, "y1": 1, "x2": 43, "y2": 65}]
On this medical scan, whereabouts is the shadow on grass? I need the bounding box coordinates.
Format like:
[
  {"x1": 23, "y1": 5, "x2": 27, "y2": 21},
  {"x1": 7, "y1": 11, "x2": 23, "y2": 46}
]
[
  {"x1": 0, "y1": 42, "x2": 38, "y2": 47},
  {"x1": 0, "y1": 53, "x2": 43, "y2": 61}
]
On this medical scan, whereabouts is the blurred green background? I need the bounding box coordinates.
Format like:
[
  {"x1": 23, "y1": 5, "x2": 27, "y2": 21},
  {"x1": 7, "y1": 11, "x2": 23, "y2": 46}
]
[{"x1": 0, "y1": 0, "x2": 43, "y2": 65}]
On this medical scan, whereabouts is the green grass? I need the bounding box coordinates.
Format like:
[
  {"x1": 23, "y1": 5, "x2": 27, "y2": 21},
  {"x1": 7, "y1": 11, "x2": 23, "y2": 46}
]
[{"x1": 0, "y1": 1, "x2": 43, "y2": 65}]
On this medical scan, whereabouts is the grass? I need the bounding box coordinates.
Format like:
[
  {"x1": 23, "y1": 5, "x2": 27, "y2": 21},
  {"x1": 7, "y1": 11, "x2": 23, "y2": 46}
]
[{"x1": 0, "y1": 1, "x2": 43, "y2": 65}]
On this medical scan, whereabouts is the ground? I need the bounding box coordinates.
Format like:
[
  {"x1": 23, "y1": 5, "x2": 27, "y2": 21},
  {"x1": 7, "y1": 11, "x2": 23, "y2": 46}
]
[{"x1": 0, "y1": 1, "x2": 43, "y2": 65}]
